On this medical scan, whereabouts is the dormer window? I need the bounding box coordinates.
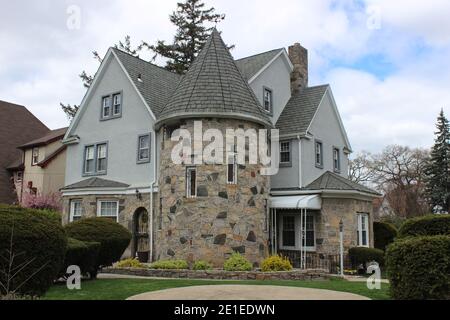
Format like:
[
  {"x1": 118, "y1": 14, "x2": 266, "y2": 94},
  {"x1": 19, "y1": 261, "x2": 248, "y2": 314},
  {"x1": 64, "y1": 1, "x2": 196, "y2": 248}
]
[
  {"x1": 263, "y1": 87, "x2": 273, "y2": 113},
  {"x1": 101, "y1": 92, "x2": 122, "y2": 120}
]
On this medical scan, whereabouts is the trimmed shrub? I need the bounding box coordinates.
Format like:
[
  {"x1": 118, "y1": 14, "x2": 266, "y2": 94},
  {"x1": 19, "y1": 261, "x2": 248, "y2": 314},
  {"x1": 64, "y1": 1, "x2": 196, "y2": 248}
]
[
  {"x1": 0, "y1": 205, "x2": 67, "y2": 296},
  {"x1": 223, "y1": 253, "x2": 252, "y2": 271},
  {"x1": 65, "y1": 218, "x2": 131, "y2": 277},
  {"x1": 149, "y1": 260, "x2": 189, "y2": 270},
  {"x1": 193, "y1": 260, "x2": 213, "y2": 271},
  {"x1": 398, "y1": 215, "x2": 450, "y2": 238},
  {"x1": 114, "y1": 258, "x2": 146, "y2": 269},
  {"x1": 374, "y1": 222, "x2": 397, "y2": 251},
  {"x1": 348, "y1": 247, "x2": 385, "y2": 269},
  {"x1": 261, "y1": 255, "x2": 293, "y2": 272},
  {"x1": 386, "y1": 235, "x2": 450, "y2": 300},
  {"x1": 61, "y1": 238, "x2": 100, "y2": 277}
]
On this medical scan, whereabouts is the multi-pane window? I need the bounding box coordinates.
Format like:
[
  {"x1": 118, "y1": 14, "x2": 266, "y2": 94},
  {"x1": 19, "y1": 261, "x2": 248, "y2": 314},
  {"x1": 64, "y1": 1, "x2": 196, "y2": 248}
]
[
  {"x1": 282, "y1": 216, "x2": 296, "y2": 247},
  {"x1": 32, "y1": 147, "x2": 39, "y2": 165},
  {"x1": 84, "y1": 143, "x2": 107, "y2": 175},
  {"x1": 263, "y1": 88, "x2": 273, "y2": 112},
  {"x1": 84, "y1": 146, "x2": 95, "y2": 173},
  {"x1": 315, "y1": 141, "x2": 323, "y2": 167},
  {"x1": 102, "y1": 93, "x2": 122, "y2": 119},
  {"x1": 186, "y1": 167, "x2": 197, "y2": 198},
  {"x1": 280, "y1": 141, "x2": 291, "y2": 165},
  {"x1": 113, "y1": 93, "x2": 121, "y2": 115},
  {"x1": 70, "y1": 200, "x2": 83, "y2": 222},
  {"x1": 302, "y1": 215, "x2": 315, "y2": 248},
  {"x1": 357, "y1": 213, "x2": 369, "y2": 247},
  {"x1": 97, "y1": 200, "x2": 119, "y2": 222},
  {"x1": 333, "y1": 147, "x2": 340, "y2": 172},
  {"x1": 227, "y1": 154, "x2": 237, "y2": 184},
  {"x1": 137, "y1": 134, "x2": 150, "y2": 163}
]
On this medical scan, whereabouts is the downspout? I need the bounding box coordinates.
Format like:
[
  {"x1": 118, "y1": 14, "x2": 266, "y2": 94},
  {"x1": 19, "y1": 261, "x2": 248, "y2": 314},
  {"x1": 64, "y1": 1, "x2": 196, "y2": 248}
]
[
  {"x1": 297, "y1": 135, "x2": 302, "y2": 188},
  {"x1": 148, "y1": 129, "x2": 157, "y2": 263},
  {"x1": 20, "y1": 149, "x2": 25, "y2": 204}
]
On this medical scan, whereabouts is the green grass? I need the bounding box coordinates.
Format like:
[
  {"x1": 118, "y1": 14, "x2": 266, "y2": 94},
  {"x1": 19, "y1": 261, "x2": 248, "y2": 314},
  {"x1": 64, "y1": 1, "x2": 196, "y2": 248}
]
[{"x1": 44, "y1": 277, "x2": 390, "y2": 300}]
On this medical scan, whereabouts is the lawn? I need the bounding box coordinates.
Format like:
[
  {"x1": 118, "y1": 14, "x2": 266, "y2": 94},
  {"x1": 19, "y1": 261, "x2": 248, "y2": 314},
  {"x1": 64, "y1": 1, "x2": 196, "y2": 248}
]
[{"x1": 44, "y1": 277, "x2": 390, "y2": 300}]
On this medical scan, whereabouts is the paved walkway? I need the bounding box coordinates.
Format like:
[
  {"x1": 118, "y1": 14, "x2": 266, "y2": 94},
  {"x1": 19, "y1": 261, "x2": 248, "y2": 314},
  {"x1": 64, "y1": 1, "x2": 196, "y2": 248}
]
[{"x1": 127, "y1": 285, "x2": 370, "y2": 300}]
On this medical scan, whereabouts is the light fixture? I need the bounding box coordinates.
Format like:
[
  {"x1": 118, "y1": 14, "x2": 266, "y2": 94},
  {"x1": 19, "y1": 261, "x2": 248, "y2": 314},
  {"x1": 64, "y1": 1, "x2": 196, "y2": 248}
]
[{"x1": 135, "y1": 189, "x2": 142, "y2": 200}]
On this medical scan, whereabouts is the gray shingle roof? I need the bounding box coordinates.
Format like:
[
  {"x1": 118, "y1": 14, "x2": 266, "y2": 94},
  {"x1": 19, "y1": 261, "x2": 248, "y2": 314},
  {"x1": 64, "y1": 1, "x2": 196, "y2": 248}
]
[
  {"x1": 305, "y1": 171, "x2": 380, "y2": 196},
  {"x1": 62, "y1": 177, "x2": 130, "y2": 190},
  {"x1": 276, "y1": 85, "x2": 329, "y2": 136},
  {"x1": 235, "y1": 48, "x2": 283, "y2": 80},
  {"x1": 156, "y1": 29, "x2": 272, "y2": 128},
  {"x1": 112, "y1": 48, "x2": 181, "y2": 117}
]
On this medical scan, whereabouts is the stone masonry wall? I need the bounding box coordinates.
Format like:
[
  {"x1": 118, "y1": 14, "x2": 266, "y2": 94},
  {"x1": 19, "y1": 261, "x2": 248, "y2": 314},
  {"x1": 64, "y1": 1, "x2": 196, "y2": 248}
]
[
  {"x1": 315, "y1": 197, "x2": 374, "y2": 255},
  {"x1": 156, "y1": 118, "x2": 270, "y2": 267}
]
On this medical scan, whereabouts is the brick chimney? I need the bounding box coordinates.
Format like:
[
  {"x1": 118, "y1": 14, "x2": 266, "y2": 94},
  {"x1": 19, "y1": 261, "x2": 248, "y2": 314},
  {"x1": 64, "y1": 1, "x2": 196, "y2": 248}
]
[{"x1": 288, "y1": 43, "x2": 308, "y2": 94}]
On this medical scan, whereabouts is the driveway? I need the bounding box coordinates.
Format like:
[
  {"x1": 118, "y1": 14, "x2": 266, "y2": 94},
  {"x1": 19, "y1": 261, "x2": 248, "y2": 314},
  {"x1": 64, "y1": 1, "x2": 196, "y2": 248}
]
[{"x1": 127, "y1": 285, "x2": 370, "y2": 300}]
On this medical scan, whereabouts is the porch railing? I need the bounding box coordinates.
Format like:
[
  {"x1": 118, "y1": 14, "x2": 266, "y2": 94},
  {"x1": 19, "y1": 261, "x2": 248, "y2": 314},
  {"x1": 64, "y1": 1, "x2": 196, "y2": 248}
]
[{"x1": 278, "y1": 250, "x2": 351, "y2": 274}]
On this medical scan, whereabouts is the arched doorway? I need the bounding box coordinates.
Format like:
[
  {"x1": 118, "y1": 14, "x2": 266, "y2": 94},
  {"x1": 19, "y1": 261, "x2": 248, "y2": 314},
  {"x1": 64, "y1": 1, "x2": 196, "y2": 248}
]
[{"x1": 133, "y1": 207, "x2": 150, "y2": 262}]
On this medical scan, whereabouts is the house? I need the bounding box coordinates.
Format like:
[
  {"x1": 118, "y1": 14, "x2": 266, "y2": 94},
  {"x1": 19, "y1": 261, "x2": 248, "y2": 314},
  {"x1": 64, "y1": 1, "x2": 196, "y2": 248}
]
[
  {"x1": 12, "y1": 128, "x2": 68, "y2": 203},
  {"x1": 61, "y1": 30, "x2": 380, "y2": 268},
  {"x1": 0, "y1": 100, "x2": 49, "y2": 204}
]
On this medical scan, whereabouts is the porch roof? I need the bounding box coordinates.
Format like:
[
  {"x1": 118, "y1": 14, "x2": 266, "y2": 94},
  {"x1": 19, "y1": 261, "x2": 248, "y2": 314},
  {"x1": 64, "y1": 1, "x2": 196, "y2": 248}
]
[{"x1": 269, "y1": 194, "x2": 321, "y2": 210}]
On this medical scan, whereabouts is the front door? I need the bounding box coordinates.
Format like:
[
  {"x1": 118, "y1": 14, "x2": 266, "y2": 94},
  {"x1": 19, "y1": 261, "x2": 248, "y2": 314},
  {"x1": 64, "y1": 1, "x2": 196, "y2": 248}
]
[{"x1": 133, "y1": 208, "x2": 150, "y2": 262}]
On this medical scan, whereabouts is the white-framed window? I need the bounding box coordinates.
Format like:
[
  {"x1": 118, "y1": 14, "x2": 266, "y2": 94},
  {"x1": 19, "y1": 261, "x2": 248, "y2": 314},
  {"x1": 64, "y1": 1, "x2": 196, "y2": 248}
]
[
  {"x1": 357, "y1": 213, "x2": 369, "y2": 247},
  {"x1": 333, "y1": 147, "x2": 340, "y2": 172},
  {"x1": 97, "y1": 200, "x2": 119, "y2": 222},
  {"x1": 186, "y1": 167, "x2": 197, "y2": 198},
  {"x1": 69, "y1": 200, "x2": 83, "y2": 222},
  {"x1": 279, "y1": 213, "x2": 316, "y2": 251},
  {"x1": 137, "y1": 134, "x2": 150, "y2": 163},
  {"x1": 280, "y1": 141, "x2": 291, "y2": 166},
  {"x1": 84, "y1": 143, "x2": 107, "y2": 175},
  {"x1": 315, "y1": 141, "x2": 323, "y2": 168},
  {"x1": 31, "y1": 147, "x2": 39, "y2": 165},
  {"x1": 16, "y1": 171, "x2": 23, "y2": 182},
  {"x1": 227, "y1": 154, "x2": 237, "y2": 184},
  {"x1": 96, "y1": 143, "x2": 107, "y2": 172},
  {"x1": 112, "y1": 93, "x2": 122, "y2": 116},
  {"x1": 102, "y1": 96, "x2": 111, "y2": 118},
  {"x1": 263, "y1": 87, "x2": 273, "y2": 113}
]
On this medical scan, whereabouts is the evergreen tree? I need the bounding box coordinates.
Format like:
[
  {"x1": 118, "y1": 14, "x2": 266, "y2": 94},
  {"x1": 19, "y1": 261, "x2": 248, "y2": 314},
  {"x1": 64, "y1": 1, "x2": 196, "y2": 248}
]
[
  {"x1": 425, "y1": 109, "x2": 450, "y2": 213},
  {"x1": 143, "y1": 0, "x2": 228, "y2": 75}
]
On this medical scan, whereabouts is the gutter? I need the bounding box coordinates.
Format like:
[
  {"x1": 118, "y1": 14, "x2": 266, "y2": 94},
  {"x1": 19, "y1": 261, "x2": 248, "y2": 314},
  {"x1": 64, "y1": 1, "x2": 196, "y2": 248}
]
[{"x1": 297, "y1": 135, "x2": 302, "y2": 188}]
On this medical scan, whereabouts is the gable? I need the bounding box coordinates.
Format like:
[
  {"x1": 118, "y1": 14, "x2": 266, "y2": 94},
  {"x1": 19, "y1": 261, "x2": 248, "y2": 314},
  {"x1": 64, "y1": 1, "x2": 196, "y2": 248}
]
[{"x1": 308, "y1": 88, "x2": 352, "y2": 152}]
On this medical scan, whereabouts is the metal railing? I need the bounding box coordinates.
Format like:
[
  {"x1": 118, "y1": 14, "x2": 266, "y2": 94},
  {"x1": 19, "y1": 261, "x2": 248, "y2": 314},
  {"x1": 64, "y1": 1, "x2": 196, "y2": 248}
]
[{"x1": 278, "y1": 250, "x2": 351, "y2": 274}]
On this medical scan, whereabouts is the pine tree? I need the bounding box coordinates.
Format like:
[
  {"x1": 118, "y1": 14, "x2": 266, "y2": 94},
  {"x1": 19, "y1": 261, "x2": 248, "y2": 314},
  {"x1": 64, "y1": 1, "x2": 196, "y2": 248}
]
[
  {"x1": 143, "y1": 0, "x2": 228, "y2": 75},
  {"x1": 425, "y1": 109, "x2": 450, "y2": 213}
]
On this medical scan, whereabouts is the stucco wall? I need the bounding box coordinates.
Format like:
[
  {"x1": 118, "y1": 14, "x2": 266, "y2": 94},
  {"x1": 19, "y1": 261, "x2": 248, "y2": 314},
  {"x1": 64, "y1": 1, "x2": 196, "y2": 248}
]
[
  {"x1": 301, "y1": 93, "x2": 350, "y2": 186},
  {"x1": 65, "y1": 55, "x2": 155, "y2": 188},
  {"x1": 270, "y1": 138, "x2": 300, "y2": 189},
  {"x1": 249, "y1": 54, "x2": 292, "y2": 124}
]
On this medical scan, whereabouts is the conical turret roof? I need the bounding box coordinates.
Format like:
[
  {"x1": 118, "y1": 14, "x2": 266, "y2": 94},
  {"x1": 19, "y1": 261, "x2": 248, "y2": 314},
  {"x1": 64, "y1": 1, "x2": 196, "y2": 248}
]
[{"x1": 156, "y1": 29, "x2": 272, "y2": 128}]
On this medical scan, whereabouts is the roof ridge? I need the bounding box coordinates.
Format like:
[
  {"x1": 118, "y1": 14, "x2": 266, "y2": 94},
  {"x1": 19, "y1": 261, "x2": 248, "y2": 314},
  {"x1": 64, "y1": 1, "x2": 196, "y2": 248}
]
[{"x1": 235, "y1": 48, "x2": 284, "y2": 62}]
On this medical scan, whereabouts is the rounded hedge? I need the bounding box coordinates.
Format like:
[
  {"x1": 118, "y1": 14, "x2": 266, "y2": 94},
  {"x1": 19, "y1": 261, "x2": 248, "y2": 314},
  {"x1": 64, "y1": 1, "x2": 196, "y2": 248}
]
[
  {"x1": 64, "y1": 218, "x2": 131, "y2": 274},
  {"x1": 0, "y1": 205, "x2": 67, "y2": 296},
  {"x1": 61, "y1": 238, "x2": 100, "y2": 277},
  {"x1": 348, "y1": 247, "x2": 385, "y2": 269},
  {"x1": 398, "y1": 215, "x2": 450, "y2": 238},
  {"x1": 223, "y1": 252, "x2": 252, "y2": 271},
  {"x1": 386, "y1": 235, "x2": 450, "y2": 300},
  {"x1": 261, "y1": 255, "x2": 293, "y2": 272},
  {"x1": 374, "y1": 222, "x2": 397, "y2": 251}
]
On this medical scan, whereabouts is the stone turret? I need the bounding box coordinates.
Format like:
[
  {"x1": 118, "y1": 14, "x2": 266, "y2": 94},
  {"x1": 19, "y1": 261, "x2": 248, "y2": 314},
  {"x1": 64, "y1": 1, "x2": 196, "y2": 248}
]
[{"x1": 288, "y1": 43, "x2": 308, "y2": 94}]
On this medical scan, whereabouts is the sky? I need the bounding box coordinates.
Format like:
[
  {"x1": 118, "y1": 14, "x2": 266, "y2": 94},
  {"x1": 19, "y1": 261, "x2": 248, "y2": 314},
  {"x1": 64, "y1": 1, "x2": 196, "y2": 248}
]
[{"x1": 0, "y1": 0, "x2": 449, "y2": 154}]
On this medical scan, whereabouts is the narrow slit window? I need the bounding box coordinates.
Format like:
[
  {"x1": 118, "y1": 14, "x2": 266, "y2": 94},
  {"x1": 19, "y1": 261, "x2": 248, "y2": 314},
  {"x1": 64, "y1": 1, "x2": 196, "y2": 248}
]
[
  {"x1": 113, "y1": 93, "x2": 121, "y2": 115},
  {"x1": 227, "y1": 154, "x2": 237, "y2": 184},
  {"x1": 263, "y1": 88, "x2": 273, "y2": 112},
  {"x1": 186, "y1": 167, "x2": 197, "y2": 198}
]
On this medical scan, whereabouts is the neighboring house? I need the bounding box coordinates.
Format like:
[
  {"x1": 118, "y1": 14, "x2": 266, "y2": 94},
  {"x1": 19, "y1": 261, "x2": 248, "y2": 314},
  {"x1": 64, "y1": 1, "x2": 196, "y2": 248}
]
[
  {"x1": 61, "y1": 30, "x2": 380, "y2": 268},
  {"x1": 373, "y1": 196, "x2": 396, "y2": 220},
  {"x1": 0, "y1": 100, "x2": 49, "y2": 204},
  {"x1": 12, "y1": 128, "x2": 68, "y2": 203}
]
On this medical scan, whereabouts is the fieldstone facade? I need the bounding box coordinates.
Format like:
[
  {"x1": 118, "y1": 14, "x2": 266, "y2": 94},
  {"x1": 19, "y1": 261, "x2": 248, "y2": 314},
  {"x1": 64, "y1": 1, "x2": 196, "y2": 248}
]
[{"x1": 155, "y1": 118, "x2": 270, "y2": 267}]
